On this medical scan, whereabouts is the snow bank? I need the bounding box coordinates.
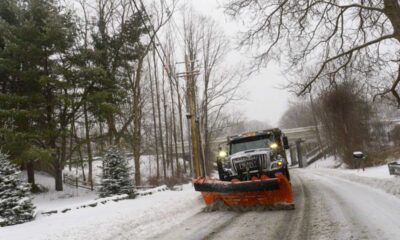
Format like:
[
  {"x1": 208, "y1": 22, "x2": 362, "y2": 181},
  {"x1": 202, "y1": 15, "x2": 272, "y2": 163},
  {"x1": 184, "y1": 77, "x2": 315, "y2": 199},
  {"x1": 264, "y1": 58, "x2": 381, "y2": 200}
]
[
  {"x1": 137, "y1": 185, "x2": 168, "y2": 196},
  {"x1": 309, "y1": 168, "x2": 400, "y2": 198},
  {"x1": 307, "y1": 155, "x2": 342, "y2": 169},
  {"x1": 307, "y1": 155, "x2": 400, "y2": 199},
  {"x1": 0, "y1": 184, "x2": 203, "y2": 240},
  {"x1": 20, "y1": 171, "x2": 97, "y2": 212},
  {"x1": 307, "y1": 155, "x2": 400, "y2": 179}
]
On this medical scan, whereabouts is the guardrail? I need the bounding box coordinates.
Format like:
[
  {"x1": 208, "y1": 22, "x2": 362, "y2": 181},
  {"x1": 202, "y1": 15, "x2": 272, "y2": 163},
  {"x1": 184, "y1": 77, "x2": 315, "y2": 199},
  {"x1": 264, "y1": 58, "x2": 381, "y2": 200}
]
[{"x1": 388, "y1": 162, "x2": 400, "y2": 176}]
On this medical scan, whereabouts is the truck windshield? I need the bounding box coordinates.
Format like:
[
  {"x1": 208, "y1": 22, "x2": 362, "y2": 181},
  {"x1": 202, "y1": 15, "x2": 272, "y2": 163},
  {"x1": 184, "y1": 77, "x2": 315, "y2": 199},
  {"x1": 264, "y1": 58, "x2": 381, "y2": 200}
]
[{"x1": 230, "y1": 136, "x2": 272, "y2": 154}]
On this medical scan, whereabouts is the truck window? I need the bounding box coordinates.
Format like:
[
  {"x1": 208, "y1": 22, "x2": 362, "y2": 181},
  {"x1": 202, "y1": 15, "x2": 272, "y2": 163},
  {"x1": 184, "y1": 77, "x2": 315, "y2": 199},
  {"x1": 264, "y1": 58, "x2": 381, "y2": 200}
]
[{"x1": 230, "y1": 135, "x2": 272, "y2": 154}]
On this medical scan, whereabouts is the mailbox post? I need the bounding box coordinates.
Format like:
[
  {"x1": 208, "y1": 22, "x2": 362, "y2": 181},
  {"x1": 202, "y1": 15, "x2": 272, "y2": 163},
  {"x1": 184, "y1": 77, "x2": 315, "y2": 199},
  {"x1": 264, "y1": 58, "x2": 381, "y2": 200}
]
[{"x1": 353, "y1": 151, "x2": 365, "y2": 171}]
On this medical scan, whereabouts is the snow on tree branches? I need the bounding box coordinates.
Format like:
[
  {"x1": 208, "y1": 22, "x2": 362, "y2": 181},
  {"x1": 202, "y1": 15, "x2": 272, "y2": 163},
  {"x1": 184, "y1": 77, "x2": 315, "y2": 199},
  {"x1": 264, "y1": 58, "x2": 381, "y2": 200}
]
[
  {"x1": 0, "y1": 152, "x2": 35, "y2": 226},
  {"x1": 99, "y1": 147, "x2": 135, "y2": 198}
]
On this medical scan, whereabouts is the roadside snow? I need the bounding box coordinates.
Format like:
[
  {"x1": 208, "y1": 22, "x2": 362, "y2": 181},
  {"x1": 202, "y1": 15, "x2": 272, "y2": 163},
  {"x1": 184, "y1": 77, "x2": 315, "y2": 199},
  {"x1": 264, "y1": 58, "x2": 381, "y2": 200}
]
[
  {"x1": 303, "y1": 170, "x2": 400, "y2": 240},
  {"x1": 346, "y1": 165, "x2": 394, "y2": 179},
  {"x1": 20, "y1": 171, "x2": 96, "y2": 212},
  {"x1": 308, "y1": 155, "x2": 342, "y2": 169},
  {"x1": 307, "y1": 156, "x2": 400, "y2": 199},
  {"x1": 308, "y1": 155, "x2": 399, "y2": 179},
  {"x1": 0, "y1": 184, "x2": 202, "y2": 240}
]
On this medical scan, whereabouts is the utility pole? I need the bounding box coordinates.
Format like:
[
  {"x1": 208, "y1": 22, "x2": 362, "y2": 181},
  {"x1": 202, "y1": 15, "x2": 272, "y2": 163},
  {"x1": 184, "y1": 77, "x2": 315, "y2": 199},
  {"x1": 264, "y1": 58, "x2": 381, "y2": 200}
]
[{"x1": 177, "y1": 56, "x2": 203, "y2": 178}]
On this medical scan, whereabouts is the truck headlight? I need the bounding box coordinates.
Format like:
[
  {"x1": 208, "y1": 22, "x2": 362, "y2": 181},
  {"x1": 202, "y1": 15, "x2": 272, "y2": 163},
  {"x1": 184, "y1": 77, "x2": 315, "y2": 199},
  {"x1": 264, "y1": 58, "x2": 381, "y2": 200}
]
[
  {"x1": 218, "y1": 150, "x2": 227, "y2": 158},
  {"x1": 270, "y1": 160, "x2": 284, "y2": 169},
  {"x1": 270, "y1": 143, "x2": 278, "y2": 149}
]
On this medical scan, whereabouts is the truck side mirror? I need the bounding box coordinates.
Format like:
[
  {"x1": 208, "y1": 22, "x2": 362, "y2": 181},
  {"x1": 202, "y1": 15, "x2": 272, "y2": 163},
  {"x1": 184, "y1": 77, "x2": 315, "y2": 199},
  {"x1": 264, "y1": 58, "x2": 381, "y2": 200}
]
[
  {"x1": 353, "y1": 151, "x2": 364, "y2": 159},
  {"x1": 282, "y1": 136, "x2": 290, "y2": 149}
]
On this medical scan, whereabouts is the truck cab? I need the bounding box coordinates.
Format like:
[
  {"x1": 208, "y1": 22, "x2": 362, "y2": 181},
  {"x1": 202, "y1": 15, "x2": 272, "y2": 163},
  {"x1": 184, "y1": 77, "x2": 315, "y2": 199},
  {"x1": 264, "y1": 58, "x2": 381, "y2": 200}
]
[{"x1": 217, "y1": 128, "x2": 291, "y2": 181}]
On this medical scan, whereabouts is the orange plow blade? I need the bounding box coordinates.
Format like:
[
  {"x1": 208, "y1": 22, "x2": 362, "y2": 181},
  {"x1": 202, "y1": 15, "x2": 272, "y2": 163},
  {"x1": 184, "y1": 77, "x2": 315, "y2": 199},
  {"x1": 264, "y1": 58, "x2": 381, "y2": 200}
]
[{"x1": 193, "y1": 173, "x2": 294, "y2": 210}]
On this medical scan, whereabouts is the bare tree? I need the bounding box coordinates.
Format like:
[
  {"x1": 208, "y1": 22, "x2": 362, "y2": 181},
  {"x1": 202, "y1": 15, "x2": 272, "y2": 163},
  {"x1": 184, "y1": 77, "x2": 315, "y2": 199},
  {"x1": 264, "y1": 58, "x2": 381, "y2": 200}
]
[
  {"x1": 148, "y1": 56, "x2": 160, "y2": 179},
  {"x1": 317, "y1": 81, "x2": 373, "y2": 167},
  {"x1": 198, "y1": 17, "x2": 229, "y2": 171},
  {"x1": 153, "y1": 47, "x2": 167, "y2": 179},
  {"x1": 225, "y1": 0, "x2": 400, "y2": 104},
  {"x1": 182, "y1": 11, "x2": 245, "y2": 175}
]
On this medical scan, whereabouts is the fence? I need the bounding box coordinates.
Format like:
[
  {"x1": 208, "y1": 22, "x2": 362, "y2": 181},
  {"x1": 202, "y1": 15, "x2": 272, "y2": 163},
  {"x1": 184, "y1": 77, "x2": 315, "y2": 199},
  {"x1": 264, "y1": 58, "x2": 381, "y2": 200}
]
[
  {"x1": 63, "y1": 174, "x2": 94, "y2": 190},
  {"x1": 63, "y1": 173, "x2": 156, "y2": 191}
]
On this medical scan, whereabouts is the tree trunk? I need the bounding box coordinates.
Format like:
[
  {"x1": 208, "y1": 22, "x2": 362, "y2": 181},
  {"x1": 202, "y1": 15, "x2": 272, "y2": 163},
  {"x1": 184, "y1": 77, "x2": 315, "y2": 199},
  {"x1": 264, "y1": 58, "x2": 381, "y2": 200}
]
[
  {"x1": 27, "y1": 160, "x2": 38, "y2": 192},
  {"x1": 99, "y1": 121, "x2": 105, "y2": 153},
  {"x1": 132, "y1": 58, "x2": 144, "y2": 186},
  {"x1": 69, "y1": 121, "x2": 74, "y2": 171},
  {"x1": 201, "y1": 84, "x2": 211, "y2": 176},
  {"x1": 149, "y1": 57, "x2": 160, "y2": 179},
  {"x1": 162, "y1": 75, "x2": 173, "y2": 176},
  {"x1": 384, "y1": 0, "x2": 400, "y2": 42},
  {"x1": 60, "y1": 121, "x2": 68, "y2": 179},
  {"x1": 79, "y1": 147, "x2": 86, "y2": 182},
  {"x1": 154, "y1": 48, "x2": 167, "y2": 179},
  {"x1": 83, "y1": 102, "x2": 93, "y2": 190},
  {"x1": 54, "y1": 160, "x2": 63, "y2": 191},
  {"x1": 169, "y1": 75, "x2": 180, "y2": 177}
]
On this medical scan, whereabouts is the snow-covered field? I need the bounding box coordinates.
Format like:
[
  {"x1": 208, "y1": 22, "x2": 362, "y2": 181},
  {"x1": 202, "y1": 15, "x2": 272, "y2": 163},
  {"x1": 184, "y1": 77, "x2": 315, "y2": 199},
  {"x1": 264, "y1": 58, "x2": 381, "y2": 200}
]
[{"x1": 2, "y1": 172, "x2": 202, "y2": 240}]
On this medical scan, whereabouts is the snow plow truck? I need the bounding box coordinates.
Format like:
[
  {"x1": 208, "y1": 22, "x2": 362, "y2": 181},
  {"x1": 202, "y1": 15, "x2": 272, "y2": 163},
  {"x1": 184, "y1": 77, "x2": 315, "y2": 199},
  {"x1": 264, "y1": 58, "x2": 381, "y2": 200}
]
[{"x1": 193, "y1": 128, "x2": 294, "y2": 210}]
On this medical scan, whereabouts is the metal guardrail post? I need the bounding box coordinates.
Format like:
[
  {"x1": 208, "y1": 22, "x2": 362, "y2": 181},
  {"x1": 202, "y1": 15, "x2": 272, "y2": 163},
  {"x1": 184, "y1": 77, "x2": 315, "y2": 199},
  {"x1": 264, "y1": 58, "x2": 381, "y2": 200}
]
[
  {"x1": 296, "y1": 139, "x2": 304, "y2": 168},
  {"x1": 289, "y1": 145, "x2": 297, "y2": 166}
]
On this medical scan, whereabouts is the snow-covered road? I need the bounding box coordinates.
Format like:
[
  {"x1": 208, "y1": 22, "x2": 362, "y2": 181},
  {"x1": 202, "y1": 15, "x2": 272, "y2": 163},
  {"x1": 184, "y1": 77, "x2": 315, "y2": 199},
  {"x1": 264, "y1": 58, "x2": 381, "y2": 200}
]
[
  {"x1": 154, "y1": 168, "x2": 400, "y2": 240},
  {"x1": 3, "y1": 168, "x2": 400, "y2": 240}
]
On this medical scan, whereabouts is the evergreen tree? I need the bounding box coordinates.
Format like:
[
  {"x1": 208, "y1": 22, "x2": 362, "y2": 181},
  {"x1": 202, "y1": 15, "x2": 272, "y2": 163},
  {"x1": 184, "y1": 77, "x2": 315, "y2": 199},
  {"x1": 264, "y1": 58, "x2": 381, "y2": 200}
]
[
  {"x1": 99, "y1": 147, "x2": 135, "y2": 198},
  {"x1": 0, "y1": 0, "x2": 78, "y2": 191},
  {"x1": 0, "y1": 151, "x2": 35, "y2": 226}
]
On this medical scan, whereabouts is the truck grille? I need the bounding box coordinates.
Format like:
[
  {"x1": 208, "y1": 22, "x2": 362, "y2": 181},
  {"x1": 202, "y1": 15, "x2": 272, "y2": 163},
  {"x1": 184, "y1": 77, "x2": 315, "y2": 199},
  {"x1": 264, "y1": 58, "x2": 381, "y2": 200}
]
[{"x1": 232, "y1": 154, "x2": 269, "y2": 173}]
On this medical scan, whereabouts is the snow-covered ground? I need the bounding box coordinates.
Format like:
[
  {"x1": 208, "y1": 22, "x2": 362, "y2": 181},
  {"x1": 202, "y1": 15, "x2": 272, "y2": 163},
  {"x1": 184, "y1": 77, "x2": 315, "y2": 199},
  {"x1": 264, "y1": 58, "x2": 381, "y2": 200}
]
[
  {"x1": 0, "y1": 153, "x2": 195, "y2": 240},
  {"x1": 4, "y1": 155, "x2": 400, "y2": 240},
  {"x1": 150, "y1": 168, "x2": 400, "y2": 240},
  {"x1": 20, "y1": 171, "x2": 97, "y2": 212},
  {"x1": 308, "y1": 155, "x2": 400, "y2": 179},
  {"x1": 1, "y1": 174, "x2": 202, "y2": 240}
]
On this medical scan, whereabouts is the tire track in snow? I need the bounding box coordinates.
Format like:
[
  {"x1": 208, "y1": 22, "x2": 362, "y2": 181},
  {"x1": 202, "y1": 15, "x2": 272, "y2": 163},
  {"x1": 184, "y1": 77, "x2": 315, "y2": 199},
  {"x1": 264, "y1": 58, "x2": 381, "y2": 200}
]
[
  {"x1": 207, "y1": 172, "x2": 310, "y2": 240},
  {"x1": 305, "y1": 170, "x2": 400, "y2": 240},
  {"x1": 149, "y1": 211, "x2": 239, "y2": 240},
  {"x1": 274, "y1": 173, "x2": 311, "y2": 240},
  {"x1": 153, "y1": 169, "x2": 400, "y2": 240}
]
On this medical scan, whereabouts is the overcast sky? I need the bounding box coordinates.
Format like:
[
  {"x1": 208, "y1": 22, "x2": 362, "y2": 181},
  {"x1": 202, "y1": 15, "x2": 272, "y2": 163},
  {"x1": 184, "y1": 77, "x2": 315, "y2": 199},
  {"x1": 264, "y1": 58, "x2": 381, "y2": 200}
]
[{"x1": 188, "y1": 0, "x2": 292, "y2": 126}]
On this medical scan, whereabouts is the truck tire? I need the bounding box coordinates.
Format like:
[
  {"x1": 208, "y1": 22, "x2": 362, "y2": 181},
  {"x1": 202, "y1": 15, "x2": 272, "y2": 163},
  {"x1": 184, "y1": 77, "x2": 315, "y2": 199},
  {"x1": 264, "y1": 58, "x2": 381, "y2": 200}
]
[{"x1": 284, "y1": 167, "x2": 291, "y2": 181}]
